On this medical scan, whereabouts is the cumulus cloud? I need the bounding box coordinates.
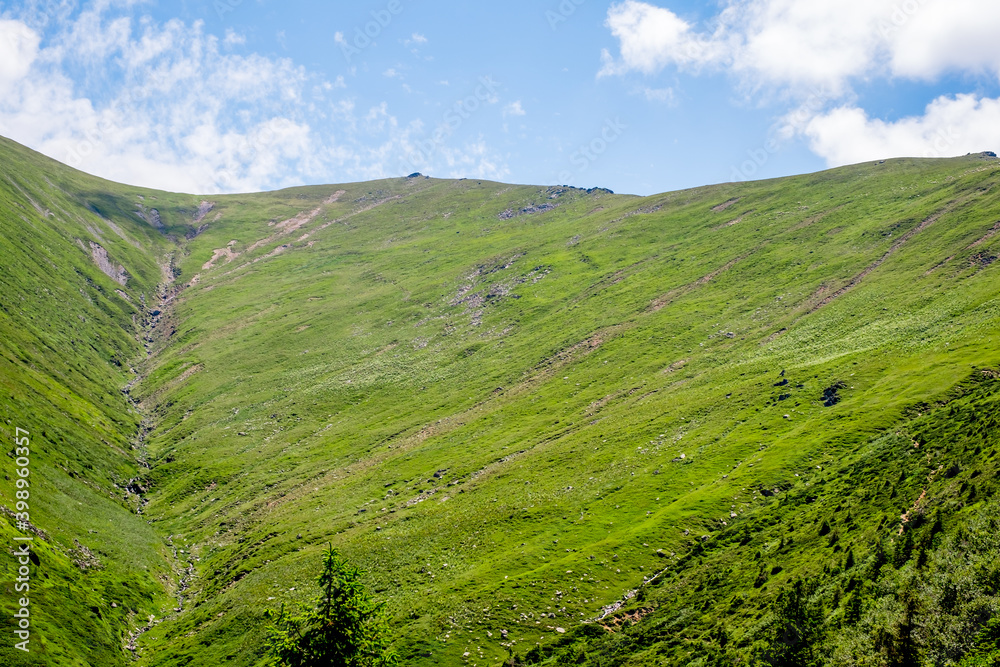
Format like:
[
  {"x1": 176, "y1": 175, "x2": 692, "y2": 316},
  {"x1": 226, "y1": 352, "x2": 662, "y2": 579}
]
[
  {"x1": 440, "y1": 138, "x2": 510, "y2": 181},
  {"x1": 601, "y1": 0, "x2": 1000, "y2": 93},
  {"x1": 0, "y1": 3, "x2": 508, "y2": 193},
  {"x1": 802, "y1": 94, "x2": 1000, "y2": 166},
  {"x1": 0, "y1": 5, "x2": 325, "y2": 193},
  {"x1": 223, "y1": 29, "x2": 246, "y2": 47},
  {"x1": 599, "y1": 1, "x2": 728, "y2": 77},
  {"x1": 884, "y1": 0, "x2": 1000, "y2": 80}
]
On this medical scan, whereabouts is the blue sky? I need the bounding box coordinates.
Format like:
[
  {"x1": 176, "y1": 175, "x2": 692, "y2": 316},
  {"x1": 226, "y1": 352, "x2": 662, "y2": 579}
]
[{"x1": 1, "y1": 0, "x2": 999, "y2": 195}]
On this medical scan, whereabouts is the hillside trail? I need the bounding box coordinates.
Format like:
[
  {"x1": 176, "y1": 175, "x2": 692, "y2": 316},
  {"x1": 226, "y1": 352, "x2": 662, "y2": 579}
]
[{"x1": 191, "y1": 187, "x2": 414, "y2": 287}]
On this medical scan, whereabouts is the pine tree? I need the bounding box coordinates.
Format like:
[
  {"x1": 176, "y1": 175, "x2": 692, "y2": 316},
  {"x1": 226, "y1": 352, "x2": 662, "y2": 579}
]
[
  {"x1": 844, "y1": 592, "x2": 863, "y2": 625},
  {"x1": 959, "y1": 617, "x2": 1000, "y2": 666},
  {"x1": 888, "y1": 588, "x2": 922, "y2": 667},
  {"x1": 870, "y1": 540, "x2": 890, "y2": 578},
  {"x1": 760, "y1": 579, "x2": 821, "y2": 666},
  {"x1": 265, "y1": 545, "x2": 398, "y2": 667},
  {"x1": 893, "y1": 529, "x2": 915, "y2": 569}
]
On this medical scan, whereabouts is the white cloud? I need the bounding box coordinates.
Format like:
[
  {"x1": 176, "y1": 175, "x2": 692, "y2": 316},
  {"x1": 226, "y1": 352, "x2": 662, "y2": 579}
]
[
  {"x1": 726, "y1": 0, "x2": 890, "y2": 93},
  {"x1": 885, "y1": 0, "x2": 1000, "y2": 80},
  {"x1": 503, "y1": 101, "x2": 526, "y2": 118},
  {"x1": 0, "y1": 3, "x2": 510, "y2": 192},
  {"x1": 601, "y1": 0, "x2": 1000, "y2": 93},
  {"x1": 0, "y1": 5, "x2": 326, "y2": 193},
  {"x1": 599, "y1": 1, "x2": 727, "y2": 77},
  {"x1": 224, "y1": 29, "x2": 246, "y2": 47},
  {"x1": 801, "y1": 94, "x2": 1000, "y2": 166},
  {"x1": 441, "y1": 138, "x2": 510, "y2": 181},
  {"x1": 404, "y1": 32, "x2": 427, "y2": 47},
  {"x1": 0, "y1": 20, "x2": 41, "y2": 94},
  {"x1": 383, "y1": 68, "x2": 399, "y2": 78}
]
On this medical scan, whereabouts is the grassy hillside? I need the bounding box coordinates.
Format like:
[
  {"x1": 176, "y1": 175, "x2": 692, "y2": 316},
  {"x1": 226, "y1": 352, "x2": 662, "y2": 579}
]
[{"x1": 1, "y1": 135, "x2": 999, "y2": 666}]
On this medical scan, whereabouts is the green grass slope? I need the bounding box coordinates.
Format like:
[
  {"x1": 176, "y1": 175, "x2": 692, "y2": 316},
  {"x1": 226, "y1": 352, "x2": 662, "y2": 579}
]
[{"x1": 1, "y1": 135, "x2": 999, "y2": 666}]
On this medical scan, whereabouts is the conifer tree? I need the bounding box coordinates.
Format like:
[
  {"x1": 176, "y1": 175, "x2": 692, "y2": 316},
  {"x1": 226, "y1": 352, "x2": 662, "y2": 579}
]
[{"x1": 266, "y1": 546, "x2": 398, "y2": 667}]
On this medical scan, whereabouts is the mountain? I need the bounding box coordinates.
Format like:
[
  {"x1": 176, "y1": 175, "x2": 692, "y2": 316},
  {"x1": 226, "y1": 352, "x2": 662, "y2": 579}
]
[{"x1": 0, "y1": 134, "x2": 998, "y2": 667}]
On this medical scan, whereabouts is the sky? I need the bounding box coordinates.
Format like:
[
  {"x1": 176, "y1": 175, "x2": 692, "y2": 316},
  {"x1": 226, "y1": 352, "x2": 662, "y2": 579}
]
[{"x1": 1, "y1": 0, "x2": 999, "y2": 196}]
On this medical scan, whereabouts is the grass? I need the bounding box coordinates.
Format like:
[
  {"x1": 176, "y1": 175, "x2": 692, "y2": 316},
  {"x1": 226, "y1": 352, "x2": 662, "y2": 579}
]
[{"x1": 0, "y1": 135, "x2": 998, "y2": 666}]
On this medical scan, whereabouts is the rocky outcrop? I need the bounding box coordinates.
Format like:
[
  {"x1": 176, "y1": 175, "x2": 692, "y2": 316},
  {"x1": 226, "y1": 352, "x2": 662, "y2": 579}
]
[
  {"x1": 89, "y1": 241, "x2": 129, "y2": 286},
  {"x1": 193, "y1": 200, "x2": 215, "y2": 225},
  {"x1": 136, "y1": 204, "x2": 164, "y2": 230}
]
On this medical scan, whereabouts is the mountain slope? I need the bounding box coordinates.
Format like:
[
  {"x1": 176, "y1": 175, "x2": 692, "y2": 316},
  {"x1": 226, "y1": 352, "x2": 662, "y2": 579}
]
[{"x1": 1, "y1": 136, "x2": 999, "y2": 666}]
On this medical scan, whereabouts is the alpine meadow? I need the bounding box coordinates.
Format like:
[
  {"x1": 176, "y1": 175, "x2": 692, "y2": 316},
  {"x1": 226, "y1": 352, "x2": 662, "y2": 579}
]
[{"x1": 2, "y1": 134, "x2": 1000, "y2": 667}]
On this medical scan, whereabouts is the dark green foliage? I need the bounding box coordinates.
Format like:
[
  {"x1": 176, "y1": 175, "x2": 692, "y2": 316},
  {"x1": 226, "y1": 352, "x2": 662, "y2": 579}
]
[
  {"x1": 874, "y1": 587, "x2": 921, "y2": 666},
  {"x1": 960, "y1": 617, "x2": 1000, "y2": 666},
  {"x1": 756, "y1": 579, "x2": 821, "y2": 666},
  {"x1": 870, "y1": 540, "x2": 890, "y2": 578},
  {"x1": 893, "y1": 529, "x2": 914, "y2": 569},
  {"x1": 265, "y1": 546, "x2": 397, "y2": 667},
  {"x1": 844, "y1": 592, "x2": 863, "y2": 625}
]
